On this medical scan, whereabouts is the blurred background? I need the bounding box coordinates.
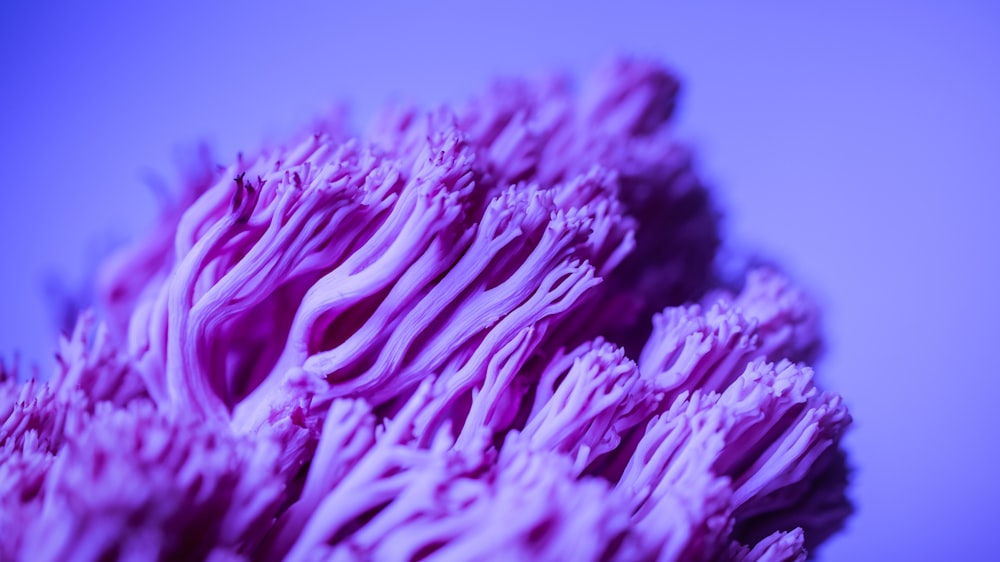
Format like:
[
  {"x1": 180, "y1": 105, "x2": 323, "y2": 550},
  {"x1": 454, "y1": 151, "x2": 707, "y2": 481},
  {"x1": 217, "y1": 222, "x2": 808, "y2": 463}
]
[{"x1": 1, "y1": 2, "x2": 997, "y2": 559}]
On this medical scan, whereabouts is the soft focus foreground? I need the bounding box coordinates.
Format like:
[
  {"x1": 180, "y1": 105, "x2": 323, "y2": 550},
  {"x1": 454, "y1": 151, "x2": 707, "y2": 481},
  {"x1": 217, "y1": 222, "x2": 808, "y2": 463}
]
[{"x1": 0, "y1": 58, "x2": 850, "y2": 561}]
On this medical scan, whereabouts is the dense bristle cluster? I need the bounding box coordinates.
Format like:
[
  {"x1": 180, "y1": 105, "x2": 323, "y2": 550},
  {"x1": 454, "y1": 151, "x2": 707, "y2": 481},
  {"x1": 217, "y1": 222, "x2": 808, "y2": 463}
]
[{"x1": 0, "y1": 58, "x2": 850, "y2": 561}]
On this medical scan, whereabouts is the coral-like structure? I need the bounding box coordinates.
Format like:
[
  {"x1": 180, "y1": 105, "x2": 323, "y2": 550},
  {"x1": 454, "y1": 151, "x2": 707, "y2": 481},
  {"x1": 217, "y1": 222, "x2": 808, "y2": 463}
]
[{"x1": 0, "y1": 58, "x2": 850, "y2": 561}]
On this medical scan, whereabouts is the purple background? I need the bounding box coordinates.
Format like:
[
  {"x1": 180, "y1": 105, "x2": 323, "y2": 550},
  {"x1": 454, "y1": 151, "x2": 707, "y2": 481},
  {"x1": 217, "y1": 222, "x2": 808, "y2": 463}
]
[{"x1": 2, "y1": 2, "x2": 998, "y2": 559}]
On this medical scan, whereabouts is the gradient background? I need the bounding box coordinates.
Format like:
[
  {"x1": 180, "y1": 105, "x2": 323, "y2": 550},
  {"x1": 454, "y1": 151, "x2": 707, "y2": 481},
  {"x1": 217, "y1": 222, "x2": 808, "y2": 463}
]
[{"x1": 1, "y1": 2, "x2": 998, "y2": 560}]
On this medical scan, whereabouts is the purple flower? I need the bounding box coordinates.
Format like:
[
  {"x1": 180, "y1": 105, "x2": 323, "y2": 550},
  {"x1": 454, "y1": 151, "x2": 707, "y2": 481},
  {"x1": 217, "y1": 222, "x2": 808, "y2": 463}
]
[{"x1": 0, "y1": 57, "x2": 851, "y2": 561}]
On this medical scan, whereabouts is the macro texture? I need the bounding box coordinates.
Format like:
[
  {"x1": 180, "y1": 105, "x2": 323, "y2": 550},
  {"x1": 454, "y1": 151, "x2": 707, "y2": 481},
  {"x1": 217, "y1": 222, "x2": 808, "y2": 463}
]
[{"x1": 0, "y1": 58, "x2": 851, "y2": 561}]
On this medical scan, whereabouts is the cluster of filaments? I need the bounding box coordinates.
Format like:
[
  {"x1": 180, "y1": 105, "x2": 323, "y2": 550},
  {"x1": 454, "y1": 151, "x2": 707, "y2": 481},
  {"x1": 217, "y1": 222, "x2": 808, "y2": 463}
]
[{"x1": 0, "y1": 59, "x2": 850, "y2": 562}]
